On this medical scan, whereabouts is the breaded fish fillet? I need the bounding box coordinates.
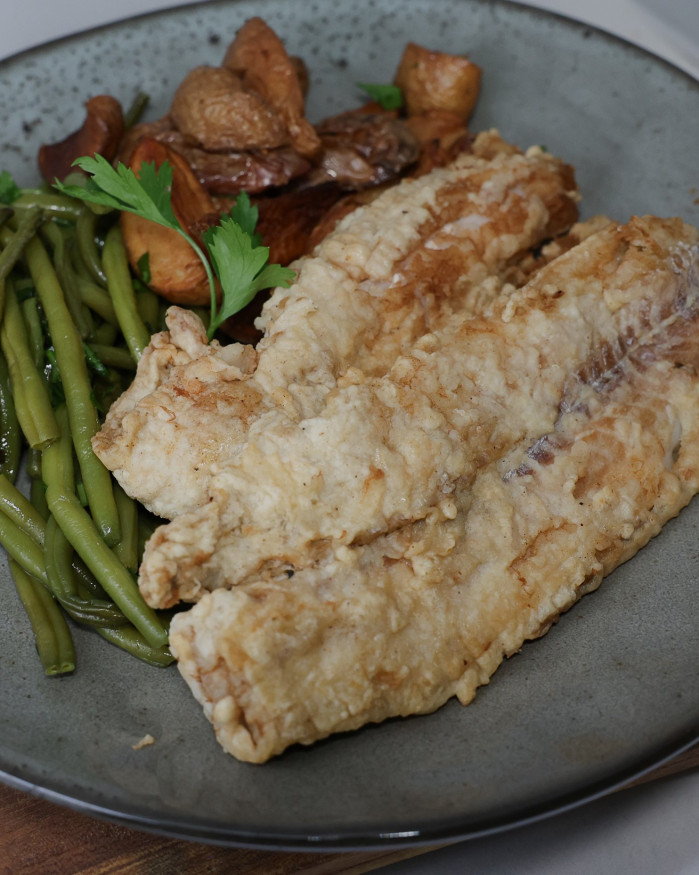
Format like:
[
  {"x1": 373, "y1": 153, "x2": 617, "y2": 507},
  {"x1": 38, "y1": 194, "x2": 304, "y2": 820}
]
[
  {"x1": 170, "y1": 301, "x2": 699, "y2": 762},
  {"x1": 93, "y1": 132, "x2": 579, "y2": 519},
  {"x1": 138, "y1": 216, "x2": 699, "y2": 607}
]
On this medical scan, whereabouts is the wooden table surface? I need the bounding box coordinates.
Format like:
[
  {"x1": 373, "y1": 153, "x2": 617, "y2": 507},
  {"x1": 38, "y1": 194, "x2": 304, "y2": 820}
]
[{"x1": 2, "y1": 743, "x2": 698, "y2": 874}]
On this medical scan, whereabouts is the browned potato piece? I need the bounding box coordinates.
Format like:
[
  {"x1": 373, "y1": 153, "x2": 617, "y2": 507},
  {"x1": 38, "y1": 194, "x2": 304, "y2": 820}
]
[
  {"x1": 120, "y1": 138, "x2": 217, "y2": 306},
  {"x1": 170, "y1": 66, "x2": 290, "y2": 152},
  {"x1": 223, "y1": 17, "x2": 321, "y2": 158},
  {"x1": 394, "y1": 43, "x2": 482, "y2": 121},
  {"x1": 38, "y1": 95, "x2": 124, "y2": 183},
  {"x1": 404, "y1": 108, "x2": 473, "y2": 175}
]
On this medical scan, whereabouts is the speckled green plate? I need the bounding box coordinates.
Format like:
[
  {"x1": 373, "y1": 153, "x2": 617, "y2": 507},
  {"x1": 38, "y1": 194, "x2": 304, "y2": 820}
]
[{"x1": 0, "y1": 0, "x2": 698, "y2": 851}]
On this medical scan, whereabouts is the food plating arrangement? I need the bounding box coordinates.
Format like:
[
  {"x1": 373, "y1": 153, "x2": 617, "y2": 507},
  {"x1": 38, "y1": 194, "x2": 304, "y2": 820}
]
[{"x1": 1, "y1": 11, "x2": 698, "y2": 781}]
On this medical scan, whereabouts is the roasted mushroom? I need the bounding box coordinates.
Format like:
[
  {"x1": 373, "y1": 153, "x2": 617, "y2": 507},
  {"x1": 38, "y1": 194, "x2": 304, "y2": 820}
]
[
  {"x1": 39, "y1": 95, "x2": 124, "y2": 183},
  {"x1": 223, "y1": 17, "x2": 321, "y2": 158},
  {"x1": 311, "y1": 111, "x2": 421, "y2": 189},
  {"x1": 170, "y1": 65, "x2": 290, "y2": 152}
]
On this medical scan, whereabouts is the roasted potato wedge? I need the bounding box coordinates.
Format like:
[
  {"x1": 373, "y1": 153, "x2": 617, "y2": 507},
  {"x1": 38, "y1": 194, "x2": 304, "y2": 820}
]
[
  {"x1": 120, "y1": 138, "x2": 218, "y2": 306},
  {"x1": 394, "y1": 43, "x2": 482, "y2": 121}
]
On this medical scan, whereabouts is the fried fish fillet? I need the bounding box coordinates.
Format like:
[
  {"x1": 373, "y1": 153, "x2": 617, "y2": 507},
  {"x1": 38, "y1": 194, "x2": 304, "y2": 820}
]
[
  {"x1": 169, "y1": 255, "x2": 699, "y2": 761},
  {"x1": 93, "y1": 132, "x2": 579, "y2": 519},
  {"x1": 138, "y1": 216, "x2": 698, "y2": 607}
]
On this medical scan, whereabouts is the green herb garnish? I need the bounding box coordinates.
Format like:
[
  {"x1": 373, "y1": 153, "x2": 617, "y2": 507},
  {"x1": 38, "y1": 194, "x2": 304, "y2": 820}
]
[
  {"x1": 55, "y1": 155, "x2": 295, "y2": 340},
  {"x1": 357, "y1": 82, "x2": 404, "y2": 111},
  {"x1": 0, "y1": 170, "x2": 21, "y2": 204}
]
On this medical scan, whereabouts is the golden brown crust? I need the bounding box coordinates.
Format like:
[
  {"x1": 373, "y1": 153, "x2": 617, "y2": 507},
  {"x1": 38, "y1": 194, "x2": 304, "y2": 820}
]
[
  {"x1": 169, "y1": 215, "x2": 699, "y2": 760},
  {"x1": 138, "y1": 216, "x2": 699, "y2": 608},
  {"x1": 94, "y1": 134, "x2": 579, "y2": 527}
]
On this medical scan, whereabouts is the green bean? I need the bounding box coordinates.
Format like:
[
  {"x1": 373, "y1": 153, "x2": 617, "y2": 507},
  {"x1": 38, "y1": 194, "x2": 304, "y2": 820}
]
[
  {"x1": 102, "y1": 225, "x2": 151, "y2": 362},
  {"x1": 12, "y1": 191, "x2": 84, "y2": 221},
  {"x1": 44, "y1": 514, "x2": 127, "y2": 628},
  {"x1": 124, "y1": 91, "x2": 150, "y2": 129},
  {"x1": 69, "y1": 234, "x2": 93, "y2": 281},
  {"x1": 70, "y1": 554, "x2": 108, "y2": 600},
  {"x1": 88, "y1": 343, "x2": 136, "y2": 371},
  {"x1": 26, "y1": 235, "x2": 121, "y2": 544},
  {"x1": 26, "y1": 447, "x2": 43, "y2": 480},
  {"x1": 45, "y1": 488, "x2": 167, "y2": 648},
  {"x1": 135, "y1": 286, "x2": 161, "y2": 333},
  {"x1": 76, "y1": 275, "x2": 118, "y2": 325},
  {"x1": 0, "y1": 280, "x2": 59, "y2": 450},
  {"x1": 63, "y1": 594, "x2": 128, "y2": 628},
  {"x1": 0, "y1": 506, "x2": 48, "y2": 584},
  {"x1": 97, "y1": 625, "x2": 173, "y2": 667},
  {"x1": 40, "y1": 402, "x2": 74, "y2": 493},
  {"x1": 82, "y1": 341, "x2": 110, "y2": 377},
  {"x1": 113, "y1": 484, "x2": 139, "y2": 573},
  {"x1": 90, "y1": 320, "x2": 118, "y2": 346},
  {"x1": 9, "y1": 558, "x2": 75, "y2": 676},
  {"x1": 43, "y1": 513, "x2": 76, "y2": 597},
  {"x1": 0, "y1": 206, "x2": 44, "y2": 292},
  {"x1": 0, "y1": 472, "x2": 46, "y2": 546},
  {"x1": 76, "y1": 210, "x2": 107, "y2": 287},
  {"x1": 30, "y1": 476, "x2": 50, "y2": 521},
  {"x1": 42, "y1": 222, "x2": 93, "y2": 339},
  {"x1": 20, "y1": 296, "x2": 45, "y2": 370},
  {"x1": 0, "y1": 349, "x2": 21, "y2": 483}
]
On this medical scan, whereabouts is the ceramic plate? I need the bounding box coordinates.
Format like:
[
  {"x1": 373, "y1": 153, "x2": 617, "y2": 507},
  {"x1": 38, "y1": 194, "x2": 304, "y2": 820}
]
[{"x1": 0, "y1": 0, "x2": 698, "y2": 851}]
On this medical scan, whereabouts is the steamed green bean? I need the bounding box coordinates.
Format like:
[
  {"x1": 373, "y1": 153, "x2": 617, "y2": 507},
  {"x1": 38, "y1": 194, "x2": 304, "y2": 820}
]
[
  {"x1": 102, "y1": 226, "x2": 151, "y2": 362},
  {"x1": 46, "y1": 489, "x2": 167, "y2": 648},
  {"x1": 97, "y1": 625, "x2": 173, "y2": 667},
  {"x1": 0, "y1": 280, "x2": 59, "y2": 450},
  {"x1": 0, "y1": 180, "x2": 176, "y2": 673},
  {"x1": 76, "y1": 209, "x2": 107, "y2": 286},
  {"x1": 0, "y1": 507, "x2": 48, "y2": 585},
  {"x1": 0, "y1": 350, "x2": 21, "y2": 483},
  {"x1": 0, "y1": 205, "x2": 44, "y2": 292},
  {"x1": 26, "y1": 234, "x2": 121, "y2": 544},
  {"x1": 45, "y1": 514, "x2": 127, "y2": 628},
  {"x1": 9, "y1": 557, "x2": 75, "y2": 676},
  {"x1": 0, "y1": 472, "x2": 46, "y2": 546},
  {"x1": 12, "y1": 190, "x2": 84, "y2": 221}
]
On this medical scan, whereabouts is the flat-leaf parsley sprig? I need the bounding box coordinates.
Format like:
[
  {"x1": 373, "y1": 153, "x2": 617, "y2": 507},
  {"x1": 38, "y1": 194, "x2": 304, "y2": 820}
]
[
  {"x1": 55, "y1": 155, "x2": 295, "y2": 340},
  {"x1": 357, "y1": 82, "x2": 404, "y2": 111}
]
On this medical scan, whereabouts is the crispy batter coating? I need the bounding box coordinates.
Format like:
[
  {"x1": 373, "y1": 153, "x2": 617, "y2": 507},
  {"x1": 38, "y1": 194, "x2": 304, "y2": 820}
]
[
  {"x1": 93, "y1": 132, "x2": 579, "y2": 522},
  {"x1": 169, "y1": 216, "x2": 699, "y2": 762},
  {"x1": 136, "y1": 216, "x2": 699, "y2": 607}
]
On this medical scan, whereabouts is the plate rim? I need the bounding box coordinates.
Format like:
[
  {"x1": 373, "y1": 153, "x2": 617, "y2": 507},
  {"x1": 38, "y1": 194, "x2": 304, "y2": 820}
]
[{"x1": 0, "y1": 0, "x2": 698, "y2": 850}]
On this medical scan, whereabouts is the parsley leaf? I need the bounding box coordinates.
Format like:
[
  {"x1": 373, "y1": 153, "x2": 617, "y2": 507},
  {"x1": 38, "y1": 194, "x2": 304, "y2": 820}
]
[
  {"x1": 54, "y1": 155, "x2": 295, "y2": 341},
  {"x1": 203, "y1": 215, "x2": 295, "y2": 335},
  {"x1": 226, "y1": 192, "x2": 263, "y2": 247},
  {"x1": 357, "y1": 82, "x2": 404, "y2": 111},
  {"x1": 0, "y1": 170, "x2": 21, "y2": 204},
  {"x1": 55, "y1": 155, "x2": 179, "y2": 228}
]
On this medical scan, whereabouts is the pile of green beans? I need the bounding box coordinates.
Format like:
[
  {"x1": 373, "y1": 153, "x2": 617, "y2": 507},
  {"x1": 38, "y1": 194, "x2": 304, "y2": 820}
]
[{"x1": 0, "y1": 187, "x2": 174, "y2": 675}]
